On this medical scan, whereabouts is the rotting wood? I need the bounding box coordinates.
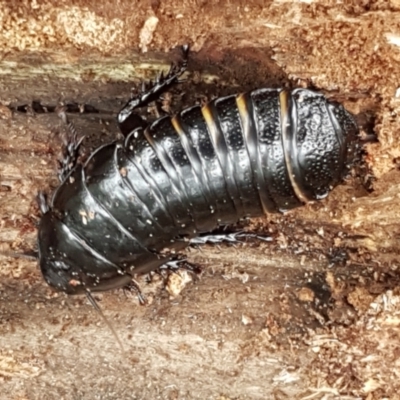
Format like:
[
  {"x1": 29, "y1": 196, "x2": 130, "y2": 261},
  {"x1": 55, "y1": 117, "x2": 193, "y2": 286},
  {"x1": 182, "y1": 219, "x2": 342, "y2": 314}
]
[{"x1": 2, "y1": 1, "x2": 400, "y2": 399}]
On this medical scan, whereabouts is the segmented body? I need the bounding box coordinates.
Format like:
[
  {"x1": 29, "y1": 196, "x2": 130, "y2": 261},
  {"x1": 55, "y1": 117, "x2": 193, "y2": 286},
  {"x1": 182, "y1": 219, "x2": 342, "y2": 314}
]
[{"x1": 38, "y1": 62, "x2": 359, "y2": 295}]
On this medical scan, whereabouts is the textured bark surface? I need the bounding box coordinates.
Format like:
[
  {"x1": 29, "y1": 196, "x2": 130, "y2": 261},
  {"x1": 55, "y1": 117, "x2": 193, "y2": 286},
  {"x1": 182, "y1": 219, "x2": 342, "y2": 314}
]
[{"x1": 2, "y1": 1, "x2": 400, "y2": 399}]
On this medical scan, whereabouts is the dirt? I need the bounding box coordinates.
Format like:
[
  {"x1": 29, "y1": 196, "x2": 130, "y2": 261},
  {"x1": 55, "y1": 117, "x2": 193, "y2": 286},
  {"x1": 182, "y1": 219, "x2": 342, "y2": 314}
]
[{"x1": 2, "y1": 0, "x2": 400, "y2": 399}]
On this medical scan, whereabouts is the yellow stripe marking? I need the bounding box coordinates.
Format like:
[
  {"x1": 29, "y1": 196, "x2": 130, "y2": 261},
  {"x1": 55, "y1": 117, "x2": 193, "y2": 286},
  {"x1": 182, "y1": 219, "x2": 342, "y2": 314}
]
[
  {"x1": 171, "y1": 115, "x2": 184, "y2": 136},
  {"x1": 236, "y1": 93, "x2": 271, "y2": 215},
  {"x1": 235, "y1": 93, "x2": 248, "y2": 121},
  {"x1": 279, "y1": 90, "x2": 308, "y2": 203},
  {"x1": 201, "y1": 104, "x2": 217, "y2": 138}
]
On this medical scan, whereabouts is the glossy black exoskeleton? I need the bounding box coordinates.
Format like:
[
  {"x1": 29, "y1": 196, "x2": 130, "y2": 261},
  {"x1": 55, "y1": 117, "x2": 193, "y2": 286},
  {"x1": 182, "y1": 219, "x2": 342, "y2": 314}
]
[{"x1": 38, "y1": 45, "x2": 359, "y2": 295}]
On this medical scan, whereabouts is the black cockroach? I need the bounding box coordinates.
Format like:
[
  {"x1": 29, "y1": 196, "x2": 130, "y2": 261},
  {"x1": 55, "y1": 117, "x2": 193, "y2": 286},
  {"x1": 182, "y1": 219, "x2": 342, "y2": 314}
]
[{"x1": 37, "y1": 45, "x2": 360, "y2": 301}]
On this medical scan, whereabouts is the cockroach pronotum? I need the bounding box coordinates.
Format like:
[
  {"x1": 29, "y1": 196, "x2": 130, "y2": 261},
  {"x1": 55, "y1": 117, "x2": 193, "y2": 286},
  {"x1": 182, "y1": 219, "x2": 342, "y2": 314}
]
[{"x1": 37, "y1": 45, "x2": 360, "y2": 307}]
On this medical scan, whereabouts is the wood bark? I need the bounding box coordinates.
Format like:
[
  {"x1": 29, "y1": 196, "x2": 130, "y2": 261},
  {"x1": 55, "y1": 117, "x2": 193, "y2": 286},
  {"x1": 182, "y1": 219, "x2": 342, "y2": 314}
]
[{"x1": 1, "y1": 1, "x2": 400, "y2": 399}]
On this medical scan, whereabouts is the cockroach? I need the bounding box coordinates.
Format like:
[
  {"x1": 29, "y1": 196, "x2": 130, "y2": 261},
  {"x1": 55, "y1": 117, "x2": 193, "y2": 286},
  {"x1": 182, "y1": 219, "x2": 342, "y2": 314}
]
[{"x1": 37, "y1": 45, "x2": 360, "y2": 303}]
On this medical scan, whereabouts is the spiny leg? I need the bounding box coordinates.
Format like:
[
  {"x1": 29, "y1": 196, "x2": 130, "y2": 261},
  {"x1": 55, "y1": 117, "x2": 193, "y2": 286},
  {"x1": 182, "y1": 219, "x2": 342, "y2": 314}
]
[
  {"x1": 121, "y1": 253, "x2": 200, "y2": 303},
  {"x1": 57, "y1": 109, "x2": 84, "y2": 182},
  {"x1": 35, "y1": 110, "x2": 83, "y2": 220},
  {"x1": 123, "y1": 279, "x2": 147, "y2": 305},
  {"x1": 160, "y1": 257, "x2": 202, "y2": 275},
  {"x1": 188, "y1": 232, "x2": 273, "y2": 246},
  {"x1": 118, "y1": 44, "x2": 190, "y2": 136}
]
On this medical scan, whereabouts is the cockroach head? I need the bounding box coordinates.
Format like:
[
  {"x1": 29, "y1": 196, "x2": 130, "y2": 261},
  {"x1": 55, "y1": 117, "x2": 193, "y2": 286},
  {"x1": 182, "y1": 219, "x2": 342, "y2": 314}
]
[
  {"x1": 37, "y1": 212, "x2": 87, "y2": 294},
  {"x1": 38, "y1": 212, "x2": 133, "y2": 294},
  {"x1": 39, "y1": 251, "x2": 132, "y2": 295},
  {"x1": 39, "y1": 258, "x2": 83, "y2": 295}
]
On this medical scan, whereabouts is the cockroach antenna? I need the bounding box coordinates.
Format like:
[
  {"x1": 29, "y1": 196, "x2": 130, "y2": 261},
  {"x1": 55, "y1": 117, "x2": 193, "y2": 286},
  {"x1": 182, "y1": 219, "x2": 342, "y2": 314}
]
[
  {"x1": 0, "y1": 252, "x2": 125, "y2": 352},
  {"x1": 85, "y1": 290, "x2": 125, "y2": 352}
]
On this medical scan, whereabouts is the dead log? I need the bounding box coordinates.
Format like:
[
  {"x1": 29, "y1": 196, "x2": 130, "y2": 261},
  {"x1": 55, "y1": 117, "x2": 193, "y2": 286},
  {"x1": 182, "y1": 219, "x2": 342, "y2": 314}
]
[{"x1": 1, "y1": 1, "x2": 400, "y2": 399}]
